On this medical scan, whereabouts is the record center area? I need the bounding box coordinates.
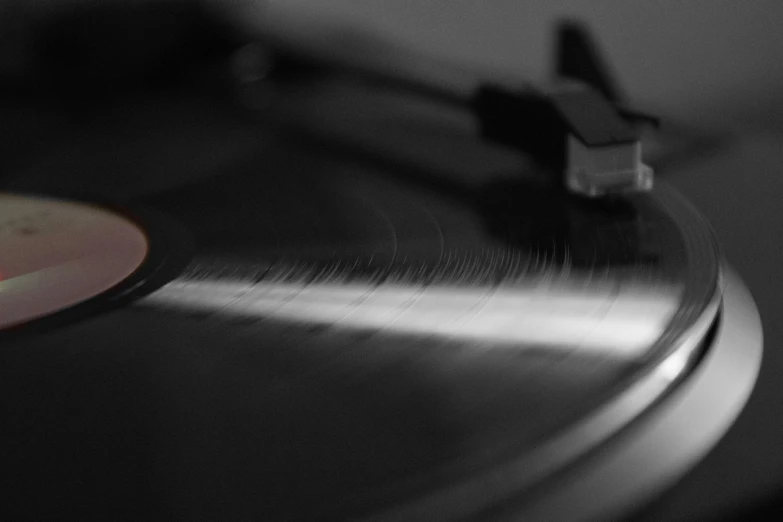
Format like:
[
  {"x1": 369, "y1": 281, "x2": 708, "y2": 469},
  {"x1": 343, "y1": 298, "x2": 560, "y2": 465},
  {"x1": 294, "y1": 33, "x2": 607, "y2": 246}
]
[{"x1": 0, "y1": 194, "x2": 148, "y2": 329}]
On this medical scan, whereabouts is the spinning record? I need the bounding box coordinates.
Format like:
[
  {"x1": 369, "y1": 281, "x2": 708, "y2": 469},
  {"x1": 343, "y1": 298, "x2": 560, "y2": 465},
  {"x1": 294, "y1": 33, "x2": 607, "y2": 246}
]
[{"x1": 0, "y1": 79, "x2": 757, "y2": 522}]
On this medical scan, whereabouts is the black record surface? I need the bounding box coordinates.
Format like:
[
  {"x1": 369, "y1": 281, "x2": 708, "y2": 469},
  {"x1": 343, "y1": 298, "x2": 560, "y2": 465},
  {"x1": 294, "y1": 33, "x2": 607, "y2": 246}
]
[{"x1": 0, "y1": 82, "x2": 720, "y2": 520}]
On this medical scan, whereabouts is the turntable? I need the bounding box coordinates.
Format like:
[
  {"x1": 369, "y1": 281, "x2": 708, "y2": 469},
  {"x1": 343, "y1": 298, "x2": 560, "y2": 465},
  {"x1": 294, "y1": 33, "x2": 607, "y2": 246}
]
[{"x1": 0, "y1": 3, "x2": 766, "y2": 521}]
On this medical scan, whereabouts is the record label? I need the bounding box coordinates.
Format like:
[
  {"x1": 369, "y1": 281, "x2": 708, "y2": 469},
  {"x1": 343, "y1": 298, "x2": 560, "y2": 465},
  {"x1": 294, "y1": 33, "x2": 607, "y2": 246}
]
[{"x1": 0, "y1": 194, "x2": 148, "y2": 328}]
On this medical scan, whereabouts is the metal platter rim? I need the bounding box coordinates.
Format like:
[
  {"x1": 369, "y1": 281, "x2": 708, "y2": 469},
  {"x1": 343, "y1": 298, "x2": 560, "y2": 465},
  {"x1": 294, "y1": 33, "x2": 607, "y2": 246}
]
[{"x1": 485, "y1": 265, "x2": 763, "y2": 522}]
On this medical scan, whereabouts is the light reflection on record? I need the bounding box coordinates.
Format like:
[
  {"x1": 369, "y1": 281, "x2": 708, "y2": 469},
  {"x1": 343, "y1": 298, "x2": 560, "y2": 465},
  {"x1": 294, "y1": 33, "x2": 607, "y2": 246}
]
[{"x1": 146, "y1": 266, "x2": 682, "y2": 358}]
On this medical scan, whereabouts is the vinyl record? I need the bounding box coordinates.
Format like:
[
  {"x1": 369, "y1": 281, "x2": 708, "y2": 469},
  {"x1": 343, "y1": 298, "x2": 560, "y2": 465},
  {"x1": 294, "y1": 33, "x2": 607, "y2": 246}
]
[{"x1": 0, "y1": 82, "x2": 737, "y2": 521}]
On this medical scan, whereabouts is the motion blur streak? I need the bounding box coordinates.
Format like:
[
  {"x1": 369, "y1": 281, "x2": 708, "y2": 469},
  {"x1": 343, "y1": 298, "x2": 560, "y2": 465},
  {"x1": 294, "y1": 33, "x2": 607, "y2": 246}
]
[{"x1": 144, "y1": 277, "x2": 682, "y2": 357}]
